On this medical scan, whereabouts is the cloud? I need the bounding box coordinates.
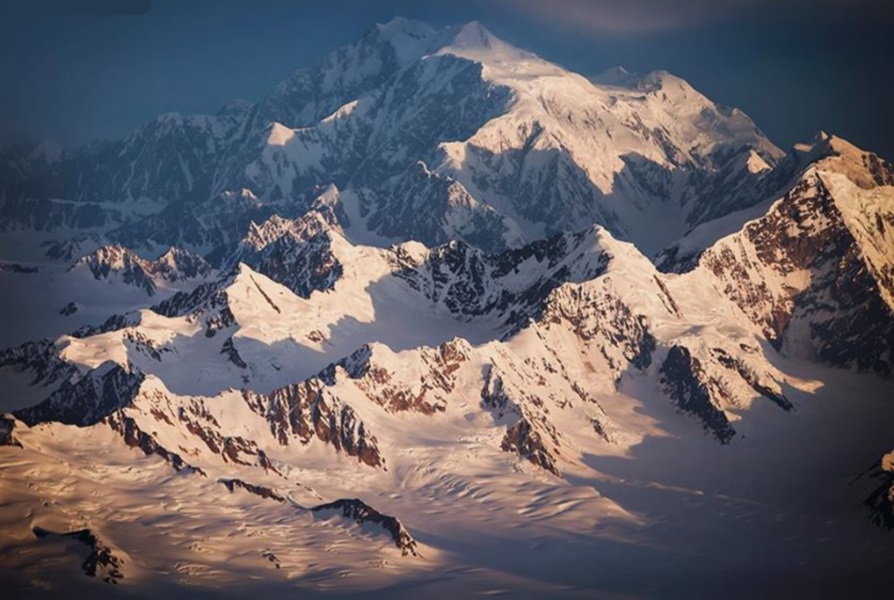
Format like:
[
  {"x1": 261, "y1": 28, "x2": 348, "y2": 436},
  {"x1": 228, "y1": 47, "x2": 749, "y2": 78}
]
[{"x1": 494, "y1": 0, "x2": 892, "y2": 34}]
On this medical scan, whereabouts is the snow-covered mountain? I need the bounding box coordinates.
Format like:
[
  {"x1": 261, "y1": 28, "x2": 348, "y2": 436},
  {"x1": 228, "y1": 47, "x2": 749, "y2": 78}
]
[
  {"x1": 2, "y1": 210, "x2": 803, "y2": 475},
  {"x1": 665, "y1": 133, "x2": 894, "y2": 374},
  {"x1": 1, "y1": 16, "x2": 893, "y2": 600},
  {"x1": 1, "y1": 17, "x2": 783, "y2": 260},
  {"x1": 70, "y1": 245, "x2": 212, "y2": 296}
]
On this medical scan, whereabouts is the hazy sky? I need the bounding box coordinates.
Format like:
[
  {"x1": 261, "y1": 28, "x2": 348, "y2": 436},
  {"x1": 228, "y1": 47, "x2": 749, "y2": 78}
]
[{"x1": 1, "y1": 0, "x2": 892, "y2": 158}]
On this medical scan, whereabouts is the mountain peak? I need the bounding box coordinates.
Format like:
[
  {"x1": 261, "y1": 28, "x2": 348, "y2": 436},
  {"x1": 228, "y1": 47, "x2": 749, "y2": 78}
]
[
  {"x1": 793, "y1": 131, "x2": 866, "y2": 164},
  {"x1": 312, "y1": 183, "x2": 341, "y2": 208},
  {"x1": 435, "y1": 20, "x2": 533, "y2": 65},
  {"x1": 451, "y1": 20, "x2": 495, "y2": 45},
  {"x1": 244, "y1": 214, "x2": 296, "y2": 249},
  {"x1": 375, "y1": 16, "x2": 432, "y2": 36},
  {"x1": 793, "y1": 130, "x2": 839, "y2": 155},
  {"x1": 243, "y1": 210, "x2": 339, "y2": 252},
  {"x1": 789, "y1": 131, "x2": 894, "y2": 189},
  {"x1": 590, "y1": 65, "x2": 639, "y2": 87},
  {"x1": 589, "y1": 66, "x2": 688, "y2": 92},
  {"x1": 638, "y1": 69, "x2": 690, "y2": 93},
  {"x1": 819, "y1": 132, "x2": 861, "y2": 154},
  {"x1": 373, "y1": 16, "x2": 437, "y2": 65}
]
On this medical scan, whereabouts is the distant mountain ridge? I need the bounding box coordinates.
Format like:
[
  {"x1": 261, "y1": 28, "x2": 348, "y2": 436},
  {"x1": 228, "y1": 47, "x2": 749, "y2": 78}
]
[{"x1": 2, "y1": 17, "x2": 783, "y2": 259}]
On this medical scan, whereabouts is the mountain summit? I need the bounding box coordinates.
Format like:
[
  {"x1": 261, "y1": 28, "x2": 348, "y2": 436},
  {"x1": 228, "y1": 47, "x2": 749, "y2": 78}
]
[{"x1": 3, "y1": 18, "x2": 780, "y2": 258}]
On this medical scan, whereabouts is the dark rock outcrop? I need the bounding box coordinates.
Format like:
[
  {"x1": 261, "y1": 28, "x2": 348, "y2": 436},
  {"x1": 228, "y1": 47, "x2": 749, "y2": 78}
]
[
  {"x1": 698, "y1": 173, "x2": 894, "y2": 375},
  {"x1": 659, "y1": 345, "x2": 736, "y2": 444},
  {"x1": 220, "y1": 478, "x2": 287, "y2": 503},
  {"x1": 0, "y1": 262, "x2": 38, "y2": 274},
  {"x1": 71, "y1": 244, "x2": 212, "y2": 296},
  {"x1": 106, "y1": 411, "x2": 205, "y2": 475},
  {"x1": 224, "y1": 212, "x2": 343, "y2": 299},
  {"x1": 0, "y1": 415, "x2": 22, "y2": 448},
  {"x1": 152, "y1": 279, "x2": 236, "y2": 338},
  {"x1": 15, "y1": 363, "x2": 145, "y2": 427},
  {"x1": 245, "y1": 381, "x2": 383, "y2": 468},
  {"x1": 311, "y1": 498, "x2": 418, "y2": 556},
  {"x1": 32, "y1": 526, "x2": 124, "y2": 583},
  {"x1": 320, "y1": 341, "x2": 470, "y2": 415},
  {"x1": 863, "y1": 452, "x2": 894, "y2": 530},
  {"x1": 390, "y1": 228, "x2": 610, "y2": 333},
  {"x1": 481, "y1": 366, "x2": 561, "y2": 476},
  {"x1": 0, "y1": 339, "x2": 78, "y2": 387}
]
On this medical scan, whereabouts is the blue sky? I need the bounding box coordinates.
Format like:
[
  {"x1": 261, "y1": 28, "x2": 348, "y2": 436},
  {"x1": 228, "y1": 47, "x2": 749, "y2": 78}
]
[{"x1": 1, "y1": 0, "x2": 892, "y2": 158}]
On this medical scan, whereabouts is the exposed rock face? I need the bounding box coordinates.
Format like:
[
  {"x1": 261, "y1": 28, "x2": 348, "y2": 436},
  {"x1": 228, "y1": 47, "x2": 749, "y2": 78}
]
[
  {"x1": 698, "y1": 169, "x2": 894, "y2": 374},
  {"x1": 864, "y1": 451, "x2": 894, "y2": 530},
  {"x1": 106, "y1": 411, "x2": 204, "y2": 475},
  {"x1": 261, "y1": 549, "x2": 282, "y2": 569},
  {"x1": 657, "y1": 132, "x2": 894, "y2": 273},
  {"x1": 111, "y1": 187, "x2": 285, "y2": 253},
  {"x1": 655, "y1": 339, "x2": 790, "y2": 444},
  {"x1": 221, "y1": 337, "x2": 248, "y2": 369},
  {"x1": 15, "y1": 363, "x2": 145, "y2": 427},
  {"x1": 97, "y1": 371, "x2": 385, "y2": 473},
  {"x1": 177, "y1": 399, "x2": 264, "y2": 466},
  {"x1": 539, "y1": 283, "x2": 657, "y2": 378},
  {"x1": 224, "y1": 212, "x2": 343, "y2": 298},
  {"x1": 709, "y1": 346, "x2": 792, "y2": 411},
  {"x1": 3, "y1": 216, "x2": 803, "y2": 488},
  {"x1": 71, "y1": 312, "x2": 142, "y2": 339},
  {"x1": 389, "y1": 227, "x2": 611, "y2": 331},
  {"x1": 366, "y1": 160, "x2": 517, "y2": 253},
  {"x1": 220, "y1": 478, "x2": 287, "y2": 503},
  {"x1": 59, "y1": 302, "x2": 79, "y2": 316},
  {"x1": 0, "y1": 339, "x2": 78, "y2": 386},
  {"x1": 655, "y1": 135, "x2": 894, "y2": 376},
  {"x1": 152, "y1": 279, "x2": 236, "y2": 337},
  {"x1": 71, "y1": 244, "x2": 211, "y2": 296},
  {"x1": 42, "y1": 233, "x2": 109, "y2": 262},
  {"x1": 245, "y1": 381, "x2": 383, "y2": 468},
  {"x1": 481, "y1": 366, "x2": 561, "y2": 476},
  {"x1": 0, "y1": 415, "x2": 22, "y2": 448},
  {"x1": 7, "y1": 341, "x2": 386, "y2": 477},
  {"x1": 154, "y1": 247, "x2": 214, "y2": 280},
  {"x1": 320, "y1": 340, "x2": 471, "y2": 415},
  {"x1": 660, "y1": 345, "x2": 737, "y2": 444},
  {"x1": 2, "y1": 19, "x2": 894, "y2": 590},
  {"x1": 2, "y1": 108, "x2": 244, "y2": 237},
  {"x1": 311, "y1": 498, "x2": 419, "y2": 556},
  {"x1": 76, "y1": 245, "x2": 145, "y2": 287},
  {"x1": 32, "y1": 527, "x2": 125, "y2": 584}
]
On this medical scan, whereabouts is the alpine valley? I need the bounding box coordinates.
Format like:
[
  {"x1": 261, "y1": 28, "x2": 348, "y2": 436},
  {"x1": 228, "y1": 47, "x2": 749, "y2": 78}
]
[{"x1": 1, "y1": 17, "x2": 892, "y2": 599}]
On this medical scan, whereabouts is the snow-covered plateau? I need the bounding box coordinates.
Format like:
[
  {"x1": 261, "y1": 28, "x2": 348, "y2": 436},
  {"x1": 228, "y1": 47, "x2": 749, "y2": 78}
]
[{"x1": 1, "y1": 17, "x2": 892, "y2": 599}]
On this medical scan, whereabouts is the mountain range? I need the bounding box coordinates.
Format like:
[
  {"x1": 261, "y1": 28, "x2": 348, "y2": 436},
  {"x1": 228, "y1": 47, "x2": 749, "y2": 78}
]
[{"x1": 1, "y1": 17, "x2": 892, "y2": 599}]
